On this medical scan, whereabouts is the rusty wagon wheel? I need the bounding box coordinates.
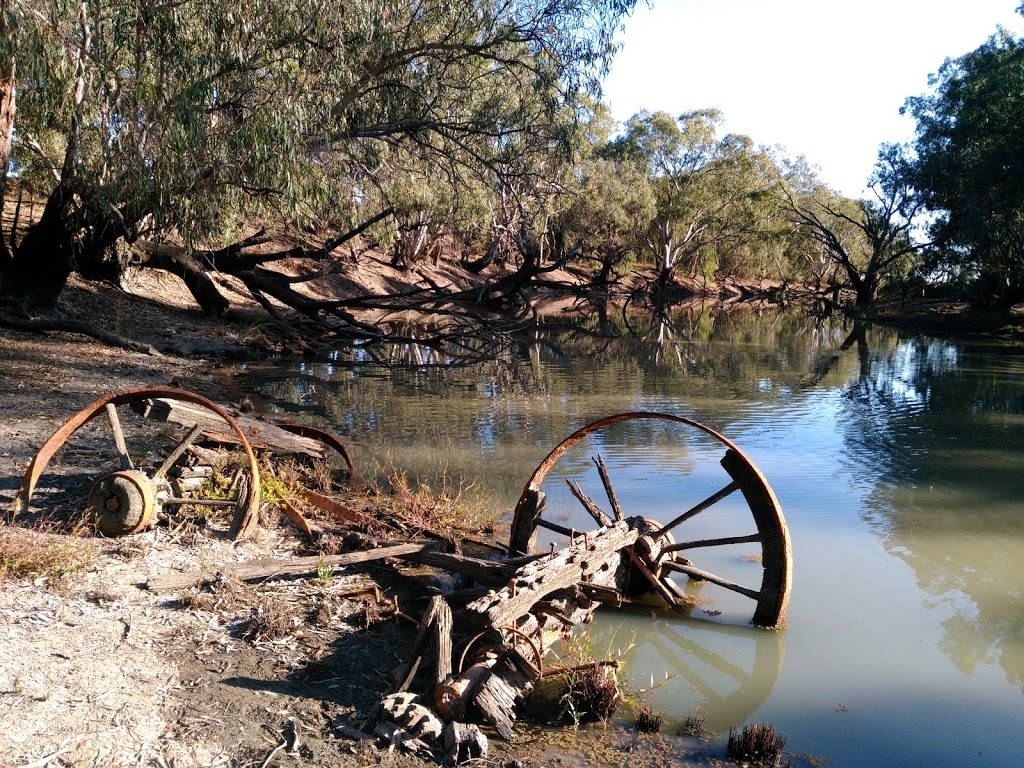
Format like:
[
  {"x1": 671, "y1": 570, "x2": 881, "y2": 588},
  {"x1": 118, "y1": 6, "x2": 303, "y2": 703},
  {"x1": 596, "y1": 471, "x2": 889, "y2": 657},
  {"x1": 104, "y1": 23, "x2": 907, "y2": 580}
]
[
  {"x1": 508, "y1": 412, "x2": 792, "y2": 628},
  {"x1": 11, "y1": 388, "x2": 261, "y2": 539}
]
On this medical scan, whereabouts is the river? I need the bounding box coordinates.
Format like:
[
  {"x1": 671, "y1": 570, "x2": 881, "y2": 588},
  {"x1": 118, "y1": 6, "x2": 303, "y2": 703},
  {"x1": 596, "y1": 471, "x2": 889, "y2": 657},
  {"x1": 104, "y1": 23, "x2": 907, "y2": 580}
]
[{"x1": 229, "y1": 303, "x2": 1024, "y2": 767}]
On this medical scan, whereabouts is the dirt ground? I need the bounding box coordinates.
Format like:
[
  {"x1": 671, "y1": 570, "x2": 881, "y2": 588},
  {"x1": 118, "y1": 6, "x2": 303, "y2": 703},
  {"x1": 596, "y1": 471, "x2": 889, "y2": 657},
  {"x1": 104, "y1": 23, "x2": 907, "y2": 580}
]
[{"x1": 0, "y1": 274, "x2": 438, "y2": 767}]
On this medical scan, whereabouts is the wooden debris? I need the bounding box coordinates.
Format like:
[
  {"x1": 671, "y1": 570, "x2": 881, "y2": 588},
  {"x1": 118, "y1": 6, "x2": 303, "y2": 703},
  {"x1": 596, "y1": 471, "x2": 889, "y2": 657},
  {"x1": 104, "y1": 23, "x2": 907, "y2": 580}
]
[
  {"x1": 444, "y1": 721, "x2": 488, "y2": 765},
  {"x1": 145, "y1": 542, "x2": 436, "y2": 592},
  {"x1": 131, "y1": 397, "x2": 331, "y2": 458}
]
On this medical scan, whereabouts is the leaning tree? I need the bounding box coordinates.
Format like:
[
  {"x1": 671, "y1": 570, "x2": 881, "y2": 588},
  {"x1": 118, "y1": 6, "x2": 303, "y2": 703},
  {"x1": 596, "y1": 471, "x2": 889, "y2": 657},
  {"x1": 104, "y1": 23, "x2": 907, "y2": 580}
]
[
  {"x1": 0, "y1": 0, "x2": 636, "y2": 339},
  {"x1": 782, "y1": 144, "x2": 927, "y2": 309}
]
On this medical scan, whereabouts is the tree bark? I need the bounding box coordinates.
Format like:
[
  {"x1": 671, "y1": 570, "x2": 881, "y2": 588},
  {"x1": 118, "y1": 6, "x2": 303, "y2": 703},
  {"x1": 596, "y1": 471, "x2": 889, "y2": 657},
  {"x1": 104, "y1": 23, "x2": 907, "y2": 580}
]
[{"x1": 0, "y1": 65, "x2": 14, "y2": 219}]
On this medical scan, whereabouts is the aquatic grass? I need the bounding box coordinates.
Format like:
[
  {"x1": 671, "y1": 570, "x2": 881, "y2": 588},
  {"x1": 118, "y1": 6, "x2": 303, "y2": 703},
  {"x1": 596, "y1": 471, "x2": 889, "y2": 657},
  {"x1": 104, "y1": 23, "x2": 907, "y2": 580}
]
[
  {"x1": 633, "y1": 701, "x2": 663, "y2": 732},
  {"x1": 727, "y1": 720, "x2": 788, "y2": 767},
  {"x1": 681, "y1": 705, "x2": 708, "y2": 736}
]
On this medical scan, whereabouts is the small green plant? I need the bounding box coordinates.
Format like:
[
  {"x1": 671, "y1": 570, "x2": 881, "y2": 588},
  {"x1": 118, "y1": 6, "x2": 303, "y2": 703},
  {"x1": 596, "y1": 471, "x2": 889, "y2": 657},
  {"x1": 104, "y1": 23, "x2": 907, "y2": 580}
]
[
  {"x1": 727, "y1": 721, "x2": 788, "y2": 767},
  {"x1": 556, "y1": 631, "x2": 626, "y2": 726},
  {"x1": 316, "y1": 557, "x2": 335, "y2": 584}
]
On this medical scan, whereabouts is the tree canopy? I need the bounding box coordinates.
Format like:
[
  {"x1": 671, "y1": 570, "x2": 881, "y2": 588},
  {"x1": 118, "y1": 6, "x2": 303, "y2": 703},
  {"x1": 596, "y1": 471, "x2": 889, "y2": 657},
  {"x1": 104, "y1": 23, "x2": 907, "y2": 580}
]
[
  {"x1": 0, "y1": 0, "x2": 637, "y2": 315},
  {"x1": 903, "y1": 27, "x2": 1024, "y2": 307}
]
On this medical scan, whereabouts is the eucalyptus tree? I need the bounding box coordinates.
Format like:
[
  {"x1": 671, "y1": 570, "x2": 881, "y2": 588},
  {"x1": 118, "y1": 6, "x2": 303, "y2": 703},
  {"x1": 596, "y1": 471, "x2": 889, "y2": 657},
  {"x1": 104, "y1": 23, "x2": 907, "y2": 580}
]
[
  {"x1": 903, "y1": 27, "x2": 1024, "y2": 307},
  {"x1": 0, "y1": 0, "x2": 636, "y2": 330},
  {"x1": 557, "y1": 156, "x2": 654, "y2": 284},
  {"x1": 783, "y1": 145, "x2": 926, "y2": 308},
  {"x1": 608, "y1": 109, "x2": 780, "y2": 290}
]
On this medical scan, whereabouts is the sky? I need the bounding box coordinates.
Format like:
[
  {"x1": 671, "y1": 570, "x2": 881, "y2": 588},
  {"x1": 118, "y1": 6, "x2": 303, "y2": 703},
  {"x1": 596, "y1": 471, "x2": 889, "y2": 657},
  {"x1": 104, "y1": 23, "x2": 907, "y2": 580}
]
[{"x1": 601, "y1": 0, "x2": 1024, "y2": 197}]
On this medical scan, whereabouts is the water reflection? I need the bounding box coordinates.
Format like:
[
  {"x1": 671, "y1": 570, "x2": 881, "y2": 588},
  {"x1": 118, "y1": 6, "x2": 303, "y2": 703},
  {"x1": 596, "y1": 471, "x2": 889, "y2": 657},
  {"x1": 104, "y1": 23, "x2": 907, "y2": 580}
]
[
  {"x1": 585, "y1": 611, "x2": 785, "y2": 731},
  {"x1": 227, "y1": 303, "x2": 1024, "y2": 765},
  {"x1": 838, "y1": 325, "x2": 1024, "y2": 691}
]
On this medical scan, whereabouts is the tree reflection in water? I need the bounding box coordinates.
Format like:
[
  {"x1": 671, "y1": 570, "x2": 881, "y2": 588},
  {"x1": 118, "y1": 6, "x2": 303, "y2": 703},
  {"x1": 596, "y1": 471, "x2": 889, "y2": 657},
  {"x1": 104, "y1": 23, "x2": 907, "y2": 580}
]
[{"x1": 837, "y1": 323, "x2": 1024, "y2": 691}]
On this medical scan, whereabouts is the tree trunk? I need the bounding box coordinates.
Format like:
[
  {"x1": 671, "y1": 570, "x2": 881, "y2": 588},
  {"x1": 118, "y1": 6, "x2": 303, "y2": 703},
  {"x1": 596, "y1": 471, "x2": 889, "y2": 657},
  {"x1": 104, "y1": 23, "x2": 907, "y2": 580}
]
[
  {"x1": 0, "y1": 65, "x2": 14, "y2": 212},
  {"x1": 4, "y1": 189, "x2": 76, "y2": 308}
]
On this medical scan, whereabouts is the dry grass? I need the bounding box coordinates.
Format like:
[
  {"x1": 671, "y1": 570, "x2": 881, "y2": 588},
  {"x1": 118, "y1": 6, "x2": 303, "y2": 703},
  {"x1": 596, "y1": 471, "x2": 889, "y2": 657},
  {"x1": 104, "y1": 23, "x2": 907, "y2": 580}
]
[
  {"x1": 240, "y1": 596, "x2": 296, "y2": 642},
  {"x1": 0, "y1": 523, "x2": 95, "y2": 582},
  {"x1": 372, "y1": 456, "x2": 496, "y2": 538}
]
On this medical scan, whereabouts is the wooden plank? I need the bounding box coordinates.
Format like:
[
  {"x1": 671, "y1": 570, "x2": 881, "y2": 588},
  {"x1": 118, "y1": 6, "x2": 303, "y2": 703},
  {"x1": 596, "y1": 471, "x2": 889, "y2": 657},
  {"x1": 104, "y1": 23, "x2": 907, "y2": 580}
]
[
  {"x1": 466, "y1": 519, "x2": 639, "y2": 629},
  {"x1": 132, "y1": 397, "x2": 330, "y2": 458},
  {"x1": 145, "y1": 542, "x2": 433, "y2": 592}
]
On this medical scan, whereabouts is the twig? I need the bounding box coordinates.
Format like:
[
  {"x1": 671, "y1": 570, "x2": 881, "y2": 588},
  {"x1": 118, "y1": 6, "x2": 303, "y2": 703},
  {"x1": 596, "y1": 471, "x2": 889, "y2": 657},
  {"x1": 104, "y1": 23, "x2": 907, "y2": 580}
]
[{"x1": 259, "y1": 741, "x2": 286, "y2": 768}]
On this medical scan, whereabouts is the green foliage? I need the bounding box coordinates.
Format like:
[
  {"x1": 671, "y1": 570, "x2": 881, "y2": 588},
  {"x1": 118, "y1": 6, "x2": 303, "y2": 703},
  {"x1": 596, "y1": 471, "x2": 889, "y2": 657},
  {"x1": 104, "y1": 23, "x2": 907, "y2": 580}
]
[
  {"x1": 606, "y1": 110, "x2": 785, "y2": 285},
  {"x1": 3, "y1": 0, "x2": 637, "y2": 267},
  {"x1": 904, "y1": 28, "x2": 1024, "y2": 307},
  {"x1": 783, "y1": 144, "x2": 926, "y2": 307}
]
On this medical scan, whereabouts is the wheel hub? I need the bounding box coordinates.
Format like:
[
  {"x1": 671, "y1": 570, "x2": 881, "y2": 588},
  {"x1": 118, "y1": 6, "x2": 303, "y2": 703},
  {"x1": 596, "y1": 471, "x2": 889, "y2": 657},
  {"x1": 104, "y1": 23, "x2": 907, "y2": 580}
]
[{"x1": 88, "y1": 470, "x2": 156, "y2": 535}]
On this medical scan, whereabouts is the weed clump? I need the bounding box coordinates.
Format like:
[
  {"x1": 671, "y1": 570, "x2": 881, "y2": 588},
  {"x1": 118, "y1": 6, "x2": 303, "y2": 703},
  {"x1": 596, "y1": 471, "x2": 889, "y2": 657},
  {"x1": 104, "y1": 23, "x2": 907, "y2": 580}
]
[
  {"x1": 561, "y1": 662, "x2": 622, "y2": 725},
  {"x1": 241, "y1": 597, "x2": 295, "y2": 642},
  {"x1": 634, "y1": 701, "x2": 663, "y2": 733},
  {"x1": 727, "y1": 721, "x2": 788, "y2": 767},
  {"x1": 681, "y1": 706, "x2": 708, "y2": 736}
]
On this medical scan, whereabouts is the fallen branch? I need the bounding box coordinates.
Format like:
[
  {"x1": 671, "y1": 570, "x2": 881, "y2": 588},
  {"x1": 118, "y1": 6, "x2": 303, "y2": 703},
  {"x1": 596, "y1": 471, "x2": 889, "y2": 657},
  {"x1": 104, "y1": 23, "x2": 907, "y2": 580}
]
[{"x1": 145, "y1": 542, "x2": 436, "y2": 592}]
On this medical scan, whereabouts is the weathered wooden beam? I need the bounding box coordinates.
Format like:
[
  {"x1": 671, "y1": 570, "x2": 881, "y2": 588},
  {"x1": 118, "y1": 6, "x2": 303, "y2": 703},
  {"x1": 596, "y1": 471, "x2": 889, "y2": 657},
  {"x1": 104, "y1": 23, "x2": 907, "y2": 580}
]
[
  {"x1": 465, "y1": 519, "x2": 640, "y2": 629},
  {"x1": 145, "y1": 542, "x2": 433, "y2": 592},
  {"x1": 132, "y1": 397, "x2": 330, "y2": 458}
]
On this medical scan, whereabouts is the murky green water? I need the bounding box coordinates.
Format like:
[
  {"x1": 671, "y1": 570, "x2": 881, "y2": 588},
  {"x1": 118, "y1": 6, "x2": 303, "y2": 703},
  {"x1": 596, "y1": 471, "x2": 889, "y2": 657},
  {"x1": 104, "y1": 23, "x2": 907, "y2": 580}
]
[{"x1": 231, "y1": 305, "x2": 1024, "y2": 766}]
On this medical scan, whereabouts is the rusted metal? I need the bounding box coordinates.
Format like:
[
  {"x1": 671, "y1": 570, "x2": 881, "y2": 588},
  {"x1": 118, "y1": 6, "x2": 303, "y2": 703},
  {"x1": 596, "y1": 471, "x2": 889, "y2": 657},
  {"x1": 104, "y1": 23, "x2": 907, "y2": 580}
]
[
  {"x1": 508, "y1": 411, "x2": 792, "y2": 629},
  {"x1": 88, "y1": 469, "x2": 156, "y2": 535},
  {"x1": 12, "y1": 387, "x2": 262, "y2": 539},
  {"x1": 276, "y1": 422, "x2": 355, "y2": 475}
]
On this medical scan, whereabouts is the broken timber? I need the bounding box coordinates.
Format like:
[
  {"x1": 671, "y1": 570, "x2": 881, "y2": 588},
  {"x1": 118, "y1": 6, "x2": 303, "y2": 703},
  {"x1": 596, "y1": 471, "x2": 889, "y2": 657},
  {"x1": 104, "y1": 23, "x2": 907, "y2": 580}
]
[
  {"x1": 431, "y1": 519, "x2": 645, "y2": 738},
  {"x1": 131, "y1": 397, "x2": 333, "y2": 458}
]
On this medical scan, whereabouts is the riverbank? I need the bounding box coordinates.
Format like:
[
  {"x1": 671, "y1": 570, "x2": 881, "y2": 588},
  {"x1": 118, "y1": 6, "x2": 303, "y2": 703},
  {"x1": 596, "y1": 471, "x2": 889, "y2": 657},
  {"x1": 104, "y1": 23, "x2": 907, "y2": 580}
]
[
  {"x1": 1, "y1": 276, "x2": 741, "y2": 767},
  {"x1": 3, "y1": 264, "x2": 1015, "y2": 767}
]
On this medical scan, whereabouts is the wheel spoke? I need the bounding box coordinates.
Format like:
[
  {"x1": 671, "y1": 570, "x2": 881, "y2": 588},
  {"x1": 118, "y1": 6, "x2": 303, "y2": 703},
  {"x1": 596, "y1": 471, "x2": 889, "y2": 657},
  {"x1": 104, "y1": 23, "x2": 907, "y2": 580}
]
[
  {"x1": 153, "y1": 422, "x2": 204, "y2": 480},
  {"x1": 161, "y1": 497, "x2": 237, "y2": 508},
  {"x1": 656, "y1": 480, "x2": 740, "y2": 540},
  {"x1": 565, "y1": 479, "x2": 612, "y2": 527},
  {"x1": 535, "y1": 517, "x2": 576, "y2": 538},
  {"x1": 662, "y1": 560, "x2": 760, "y2": 601},
  {"x1": 105, "y1": 403, "x2": 134, "y2": 471},
  {"x1": 593, "y1": 455, "x2": 624, "y2": 521},
  {"x1": 627, "y1": 549, "x2": 681, "y2": 611},
  {"x1": 663, "y1": 533, "x2": 761, "y2": 553}
]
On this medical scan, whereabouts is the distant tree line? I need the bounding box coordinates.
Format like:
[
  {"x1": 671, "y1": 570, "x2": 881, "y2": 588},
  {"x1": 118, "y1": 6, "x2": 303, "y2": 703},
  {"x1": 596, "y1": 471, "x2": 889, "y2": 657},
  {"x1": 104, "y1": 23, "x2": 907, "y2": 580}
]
[{"x1": 1, "y1": 0, "x2": 1022, "y2": 342}]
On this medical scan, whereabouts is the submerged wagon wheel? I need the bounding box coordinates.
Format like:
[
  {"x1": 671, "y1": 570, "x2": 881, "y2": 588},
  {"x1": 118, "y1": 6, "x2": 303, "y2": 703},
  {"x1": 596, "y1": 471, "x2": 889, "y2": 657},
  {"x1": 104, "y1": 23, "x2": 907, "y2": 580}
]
[
  {"x1": 508, "y1": 412, "x2": 792, "y2": 628},
  {"x1": 12, "y1": 388, "x2": 261, "y2": 539}
]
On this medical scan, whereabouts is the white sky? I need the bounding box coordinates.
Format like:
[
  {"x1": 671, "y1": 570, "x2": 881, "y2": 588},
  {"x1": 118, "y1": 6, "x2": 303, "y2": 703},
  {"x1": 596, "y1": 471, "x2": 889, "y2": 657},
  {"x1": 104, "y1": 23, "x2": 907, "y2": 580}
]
[{"x1": 601, "y1": 0, "x2": 1024, "y2": 197}]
